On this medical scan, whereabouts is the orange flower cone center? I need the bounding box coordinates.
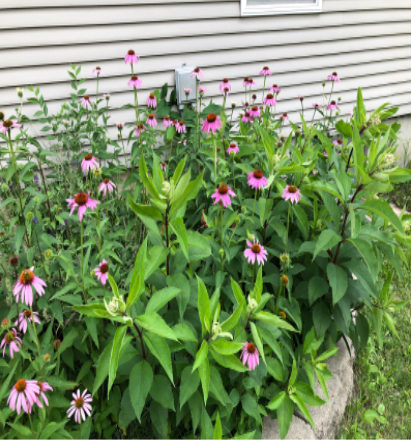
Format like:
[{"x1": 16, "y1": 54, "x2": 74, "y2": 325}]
[
  {"x1": 84, "y1": 154, "x2": 92, "y2": 161},
  {"x1": 74, "y1": 192, "x2": 89, "y2": 206},
  {"x1": 332, "y1": 71, "x2": 337, "y2": 76},
  {"x1": 131, "y1": 76, "x2": 138, "y2": 81},
  {"x1": 148, "y1": 114, "x2": 154, "y2": 119},
  {"x1": 194, "y1": 68, "x2": 200, "y2": 73},
  {"x1": 288, "y1": 185, "x2": 297, "y2": 194},
  {"x1": 223, "y1": 78, "x2": 229, "y2": 83},
  {"x1": 75, "y1": 397, "x2": 84, "y2": 409},
  {"x1": 283, "y1": 113, "x2": 288, "y2": 117},
  {"x1": 95, "y1": 67, "x2": 101, "y2": 70},
  {"x1": 263, "y1": 66, "x2": 269, "y2": 70},
  {"x1": 247, "y1": 343, "x2": 256, "y2": 353},
  {"x1": 84, "y1": 96, "x2": 89, "y2": 101},
  {"x1": 165, "y1": 116, "x2": 170, "y2": 120},
  {"x1": 207, "y1": 113, "x2": 217, "y2": 123},
  {"x1": 19, "y1": 269, "x2": 34, "y2": 285},
  {"x1": 267, "y1": 94, "x2": 274, "y2": 99},
  {"x1": 338, "y1": 138, "x2": 343, "y2": 144},
  {"x1": 179, "y1": 121, "x2": 184, "y2": 126},
  {"x1": 149, "y1": 93, "x2": 155, "y2": 99},
  {"x1": 24, "y1": 310, "x2": 31, "y2": 318},
  {"x1": 137, "y1": 123, "x2": 144, "y2": 130},
  {"x1": 5, "y1": 331, "x2": 15, "y2": 343},
  {"x1": 230, "y1": 144, "x2": 236, "y2": 148},
  {"x1": 37, "y1": 381, "x2": 44, "y2": 391},
  {"x1": 15, "y1": 379, "x2": 26, "y2": 392},
  {"x1": 331, "y1": 100, "x2": 336, "y2": 105},
  {"x1": 251, "y1": 244, "x2": 261, "y2": 254},
  {"x1": 3, "y1": 120, "x2": 12, "y2": 128},
  {"x1": 281, "y1": 275, "x2": 289, "y2": 285},
  {"x1": 128, "y1": 50, "x2": 135, "y2": 55},
  {"x1": 103, "y1": 178, "x2": 110, "y2": 184},
  {"x1": 252, "y1": 106, "x2": 258, "y2": 112},
  {"x1": 253, "y1": 169, "x2": 263, "y2": 179},
  {"x1": 218, "y1": 184, "x2": 228, "y2": 195},
  {"x1": 100, "y1": 263, "x2": 109, "y2": 274}
]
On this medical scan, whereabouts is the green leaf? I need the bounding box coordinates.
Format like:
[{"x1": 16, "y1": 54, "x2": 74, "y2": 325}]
[
  {"x1": 210, "y1": 350, "x2": 249, "y2": 373},
  {"x1": 198, "y1": 356, "x2": 210, "y2": 405},
  {"x1": 289, "y1": 358, "x2": 297, "y2": 387},
  {"x1": 213, "y1": 412, "x2": 223, "y2": 440},
  {"x1": 144, "y1": 332, "x2": 173, "y2": 384},
  {"x1": 180, "y1": 366, "x2": 201, "y2": 408},
  {"x1": 59, "y1": 328, "x2": 79, "y2": 355},
  {"x1": 347, "y1": 238, "x2": 378, "y2": 282},
  {"x1": 139, "y1": 155, "x2": 160, "y2": 199},
  {"x1": 192, "y1": 340, "x2": 209, "y2": 372},
  {"x1": 290, "y1": 394, "x2": 315, "y2": 428},
  {"x1": 313, "y1": 302, "x2": 331, "y2": 338},
  {"x1": 211, "y1": 340, "x2": 244, "y2": 355},
  {"x1": 7, "y1": 423, "x2": 32, "y2": 437},
  {"x1": 39, "y1": 420, "x2": 68, "y2": 439},
  {"x1": 250, "y1": 322, "x2": 265, "y2": 364},
  {"x1": 254, "y1": 311, "x2": 297, "y2": 332},
  {"x1": 145, "y1": 246, "x2": 169, "y2": 280},
  {"x1": 197, "y1": 276, "x2": 211, "y2": 336},
  {"x1": 313, "y1": 230, "x2": 341, "y2": 261},
  {"x1": 149, "y1": 401, "x2": 168, "y2": 439},
  {"x1": 259, "y1": 198, "x2": 274, "y2": 227},
  {"x1": 135, "y1": 313, "x2": 177, "y2": 341},
  {"x1": 149, "y1": 375, "x2": 175, "y2": 411},
  {"x1": 267, "y1": 391, "x2": 286, "y2": 410},
  {"x1": 170, "y1": 218, "x2": 190, "y2": 262},
  {"x1": 146, "y1": 287, "x2": 181, "y2": 314},
  {"x1": 231, "y1": 278, "x2": 247, "y2": 310},
  {"x1": 129, "y1": 361, "x2": 153, "y2": 422},
  {"x1": 308, "y1": 276, "x2": 329, "y2": 306},
  {"x1": 241, "y1": 394, "x2": 262, "y2": 426},
  {"x1": 108, "y1": 326, "x2": 128, "y2": 396},
  {"x1": 107, "y1": 274, "x2": 120, "y2": 300},
  {"x1": 266, "y1": 357, "x2": 284, "y2": 382},
  {"x1": 327, "y1": 263, "x2": 348, "y2": 304},
  {"x1": 172, "y1": 324, "x2": 197, "y2": 342},
  {"x1": 170, "y1": 171, "x2": 204, "y2": 219},
  {"x1": 221, "y1": 303, "x2": 243, "y2": 333},
  {"x1": 358, "y1": 199, "x2": 404, "y2": 233},
  {"x1": 126, "y1": 238, "x2": 147, "y2": 309},
  {"x1": 277, "y1": 395, "x2": 294, "y2": 439}
]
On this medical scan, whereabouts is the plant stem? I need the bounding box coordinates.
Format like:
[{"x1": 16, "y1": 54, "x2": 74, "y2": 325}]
[
  {"x1": 80, "y1": 219, "x2": 86, "y2": 301},
  {"x1": 285, "y1": 203, "x2": 291, "y2": 253},
  {"x1": 212, "y1": 132, "x2": 217, "y2": 183}
]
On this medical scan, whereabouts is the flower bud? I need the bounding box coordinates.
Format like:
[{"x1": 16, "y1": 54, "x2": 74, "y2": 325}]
[
  {"x1": 279, "y1": 311, "x2": 287, "y2": 320},
  {"x1": 235, "y1": 216, "x2": 240, "y2": 224},
  {"x1": 247, "y1": 232, "x2": 254, "y2": 241},
  {"x1": 63, "y1": 119, "x2": 70, "y2": 127},
  {"x1": 16, "y1": 87, "x2": 24, "y2": 98},
  {"x1": 44, "y1": 249, "x2": 53, "y2": 260},
  {"x1": 26, "y1": 212, "x2": 34, "y2": 221},
  {"x1": 403, "y1": 221, "x2": 411, "y2": 233},
  {"x1": 1, "y1": 318, "x2": 10, "y2": 330},
  {"x1": 34, "y1": 196, "x2": 40, "y2": 204},
  {"x1": 92, "y1": 167, "x2": 102, "y2": 177},
  {"x1": 247, "y1": 296, "x2": 258, "y2": 313},
  {"x1": 53, "y1": 340, "x2": 61, "y2": 351},
  {"x1": 43, "y1": 353, "x2": 51, "y2": 362},
  {"x1": 272, "y1": 154, "x2": 281, "y2": 166},
  {"x1": 279, "y1": 253, "x2": 291, "y2": 266},
  {"x1": 162, "y1": 181, "x2": 171, "y2": 196},
  {"x1": 1, "y1": 183, "x2": 7, "y2": 191},
  {"x1": 295, "y1": 130, "x2": 301, "y2": 136},
  {"x1": 280, "y1": 274, "x2": 289, "y2": 287},
  {"x1": 47, "y1": 191, "x2": 52, "y2": 198},
  {"x1": 231, "y1": 102, "x2": 236, "y2": 109},
  {"x1": 241, "y1": 206, "x2": 247, "y2": 213},
  {"x1": 8, "y1": 255, "x2": 19, "y2": 267},
  {"x1": 219, "y1": 248, "x2": 224, "y2": 257}
]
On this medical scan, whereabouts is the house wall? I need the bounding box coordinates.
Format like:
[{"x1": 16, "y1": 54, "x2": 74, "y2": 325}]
[{"x1": 1, "y1": 0, "x2": 411, "y2": 144}]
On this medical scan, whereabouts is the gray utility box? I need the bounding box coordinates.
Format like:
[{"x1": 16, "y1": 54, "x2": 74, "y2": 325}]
[{"x1": 175, "y1": 66, "x2": 198, "y2": 110}]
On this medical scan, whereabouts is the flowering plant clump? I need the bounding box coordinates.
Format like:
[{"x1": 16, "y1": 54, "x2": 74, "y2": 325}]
[{"x1": 0, "y1": 57, "x2": 409, "y2": 439}]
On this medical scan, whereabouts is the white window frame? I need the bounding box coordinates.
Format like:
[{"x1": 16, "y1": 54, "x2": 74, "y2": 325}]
[{"x1": 240, "y1": 0, "x2": 322, "y2": 16}]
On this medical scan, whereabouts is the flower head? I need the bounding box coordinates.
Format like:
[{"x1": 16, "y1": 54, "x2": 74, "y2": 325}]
[
  {"x1": 263, "y1": 94, "x2": 277, "y2": 107},
  {"x1": 282, "y1": 185, "x2": 302, "y2": 204},
  {"x1": 247, "y1": 169, "x2": 268, "y2": 190},
  {"x1": 249, "y1": 106, "x2": 260, "y2": 118},
  {"x1": 147, "y1": 113, "x2": 157, "y2": 128},
  {"x1": 190, "y1": 67, "x2": 203, "y2": 80},
  {"x1": 81, "y1": 96, "x2": 93, "y2": 110},
  {"x1": 211, "y1": 184, "x2": 236, "y2": 208},
  {"x1": 312, "y1": 103, "x2": 321, "y2": 109},
  {"x1": 1, "y1": 120, "x2": 21, "y2": 135},
  {"x1": 67, "y1": 389, "x2": 93, "y2": 424},
  {"x1": 241, "y1": 342, "x2": 260, "y2": 371},
  {"x1": 1, "y1": 329, "x2": 21, "y2": 358},
  {"x1": 298, "y1": 95, "x2": 305, "y2": 101},
  {"x1": 184, "y1": 88, "x2": 192, "y2": 95},
  {"x1": 202, "y1": 113, "x2": 222, "y2": 135},
  {"x1": 92, "y1": 66, "x2": 104, "y2": 77},
  {"x1": 37, "y1": 382, "x2": 53, "y2": 407},
  {"x1": 227, "y1": 143, "x2": 239, "y2": 155},
  {"x1": 247, "y1": 78, "x2": 256, "y2": 86},
  {"x1": 270, "y1": 84, "x2": 281, "y2": 93},
  {"x1": 66, "y1": 192, "x2": 99, "y2": 221},
  {"x1": 93, "y1": 260, "x2": 109, "y2": 285},
  {"x1": 81, "y1": 154, "x2": 98, "y2": 174},
  {"x1": 104, "y1": 94, "x2": 110, "y2": 100},
  {"x1": 9, "y1": 255, "x2": 19, "y2": 267},
  {"x1": 222, "y1": 87, "x2": 230, "y2": 98},
  {"x1": 333, "y1": 138, "x2": 343, "y2": 147},
  {"x1": 15, "y1": 310, "x2": 41, "y2": 334},
  {"x1": 13, "y1": 267, "x2": 47, "y2": 307},
  {"x1": 125, "y1": 49, "x2": 139, "y2": 65},
  {"x1": 219, "y1": 78, "x2": 231, "y2": 92},
  {"x1": 161, "y1": 162, "x2": 167, "y2": 172},
  {"x1": 327, "y1": 100, "x2": 339, "y2": 111},
  {"x1": 134, "y1": 122, "x2": 146, "y2": 137},
  {"x1": 147, "y1": 93, "x2": 157, "y2": 108},
  {"x1": 243, "y1": 77, "x2": 250, "y2": 87},
  {"x1": 327, "y1": 71, "x2": 340, "y2": 82},
  {"x1": 163, "y1": 116, "x2": 172, "y2": 128},
  {"x1": 279, "y1": 113, "x2": 289, "y2": 121},
  {"x1": 260, "y1": 66, "x2": 272, "y2": 76},
  {"x1": 280, "y1": 274, "x2": 289, "y2": 287},
  {"x1": 99, "y1": 178, "x2": 116, "y2": 196},
  {"x1": 244, "y1": 238, "x2": 268, "y2": 266},
  {"x1": 177, "y1": 120, "x2": 186, "y2": 134},
  {"x1": 198, "y1": 86, "x2": 207, "y2": 96},
  {"x1": 128, "y1": 76, "x2": 142, "y2": 89},
  {"x1": 7, "y1": 380, "x2": 40, "y2": 414}
]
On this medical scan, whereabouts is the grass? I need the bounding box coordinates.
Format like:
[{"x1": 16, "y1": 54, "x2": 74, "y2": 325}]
[{"x1": 339, "y1": 261, "x2": 411, "y2": 439}]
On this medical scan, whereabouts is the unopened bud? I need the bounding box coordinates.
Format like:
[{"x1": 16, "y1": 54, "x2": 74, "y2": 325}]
[
  {"x1": 8, "y1": 255, "x2": 19, "y2": 267},
  {"x1": 1, "y1": 318, "x2": 10, "y2": 330},
  {"x1": 44, "y1": 249, "x2": 53, "y2": 260},
  {"x1": 162, "y1": 181, "x2": 171, "y2": 196},
  {"x1": 219, "y1": 248, "x2": 224, "y2": 256},
  {"x1": 34, "y1": 196, "x2": 40, "y2": 204},
  {"x1": 26, "y1": 212, "x2": 34, "y2": 221},
  {"x1": 53, "y1": 340, "x2": 61, "y2": 351},
  {"x1": 43, "y1": 353, "x2": 51, "y2": 362},
  {"x1": 1, "y1": 183, "x2": 7, "y2": 191},
  {"x1": 279, "y1": 311, "x2": 287, "y2": 320},
  {"x1": 92, "y1": 167, "x2": 102, "y2": 177},
  {"x1": 235, "y1": 216, "x2": 240, "y2": 224},
  {"x1": 16, "y1": 87, "x2": 24, "y2": 98},
  {"x1": 280, "y1": 275, "x2": 289, "y2": 287}
]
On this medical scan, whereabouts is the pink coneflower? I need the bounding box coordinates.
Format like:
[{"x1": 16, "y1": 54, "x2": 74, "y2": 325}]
[
  {"x1": 227, "y1": 143, "x2": 239, "y2": 155},
  {"x1": 177, "y1": 120, "x2": 186, "y2": 134},
  {"x1": 333, "y1": 138, "x2": 343, "y2": 147},
  {"x1": 249, "y1": 106, "x2": 261, "y2": 118},
  {"x1": 93, "y1": 260, "x2": 109, "y2": 285},
  {"x1": 81, "y1": 96, "x2": 93, "y2": 110},
  {"x1": 66, "y1": 192, "x2": 99, "y2": 222},
  {"x1": 147, "y1": 93, "x2": 157, "y2": 108},
  {"x1": 219, "y1": 78, "x2": 231, "y2": 92},
  {"x1": 202, "y1": 113, "x2": 222, "y2": 134},
  {"x1": 13, "y1": 268, "x2": 47, "y2": 307},
  {"x1": 92, "y1": 67, "x2": 104, "y2": 77},
  {"x1": 282, "y1": 185, "x2": 302, "y2": 204},
  {"x1": 116, "y1": 122, "x2": 125, "y2": 130},
  {"x1": 135, "y1": 122, "x2": 146, "y2": 138},
  {"x1": 270, "y1": 84, "x2": 281, "y2": 93},
  {"x1": 198, "y1": 86, "x2": 206, "y2": 96},
  {"x1": 99, "y1": 178, "x2": 116, "y2": 196},
  {"x1": 327, "y1": 100, "x2": 339, "y2": 111},
  {"x1": 1, "y1": 120, "x2": 21, "y2": 135},
  {"x1": 244, "y1": 102, "x2": 250, "y2": 109},
  {"x1": 81, "y1": 154, "x2": 99, "y2": 174},
  {"x1": 244, "y1": 238, "x2": 268, "y2": 265},
  {"x1": 7, "y1": 380, "x2": 40, "y2": 414},
  {"x1": 222, "y1": 87, "x2": 230, "y2": 98},
  {"x1": 279, "y1": 113, "x2": 289, "y2": 121},
  {"x1": 327, "y1": 71, "x2": 340, "y2": 82},
  {"x1": 263, "y1": 93, "x2": 277, "y2": 107},
  {"x1": 211, "y1": 184, "x2": 236, "y2": 208},
  {"x1": 241, "y1": 342, "x2": 260, "y2": 370},
  {"x1": 184, "y1": 88, "x2": 192, "y2": 95},
  {"x1": 128, "y1": 76, "x2": 142, "y2": 89},
  {"x1": 298, "y1": 95, "x2": 305, "y2": 101},
  {"x1": 260, "y1": 66, "x2": 272, "y2": 76},
  {"x1": 163, "y1": 116, "x2": 172, "y2": 128},
  {"x1": 247, "y1": 78, "x2": 256, "y2": 86},
  {"x1": 67, "y1": 389, "x2": 93, "y2": 424},
  {"x1": 1, "y1": 329, "x2": 21, "y2": 358},
  {"x1": 248, "y1": 169, "x2": 268, "y2": 190},
  {"x1": 15, "y1": 310, "x2": 41, "y2": 334},
  {"x1": 161, "y1": 162, "x2": 167, "y2": 172},
  {"x1": 125, "y1": 49, "x2": 139, "y2": 65},
  {"x1": 312, "y1": 103, "x2": 321, "y2": 109},
  {"x1": 242, "y1": 112, "x2": 252, "y2": 124},
  {"x1": 190, "y1": 67, "x2": 203, "y2": 80},
  {"x1": 147, "y1": 113, "x2": 157, "y2": 128},
  {"x1": 252, "y1": 94, "x2": 257, "y2": 103},
  {"x1": 103, "y1": 94, "x2": 110, "y2": 100},
  {"x1": 243, "y1": 77, "x2": 250, "y2": 87},
  {"x1": 36, "y1": 382, "x2": 53, "y2": 407}
]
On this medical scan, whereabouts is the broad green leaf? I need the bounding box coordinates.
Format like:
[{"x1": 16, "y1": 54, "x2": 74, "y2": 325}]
[
  {"x1": 144, "y1": 332, "x2": 173, "y2": 384},
  {"x1": 254, "y1": 311, "x2": 297, "y2": 332},
  {"x1": 213, "y1": 412, "x2": 222, "y2": 440},
  {"x1": 347, "y1": 238, "x2": 378, "y2": 282},
  {"x1": 267, "y1": 391, "x2": 286, "y2": 410},
  {"x1": 126, "y1": 238, "x2": 147, "y2": 309},
  {"x1": 146, "y1": 287, "x2": 181, "y2": 314},
  {"x1": 259, "y1": 198, "x2": 274, "y2": 227},
  {"x1": 210, "y1": 350, "x2": 249, "y2": 373},
  {"x1": 108, "y1": 326, "x2": 128, "y2": 396},
  {"x1": 170, "y1": 218, "x2": 190, "y2": 262},
  {"x1": 7, "y1": 423, "x2": 32, "y2": 437},
  {"x1": 231, "y1": 278, "x2": 247, "y2": 310},
  {"x1": 107, "y1": 274, "x2": 120, "y2": 300},
  {"x1": 170, "y1": 171, "x2": 204, "y2": 219},
  {"x1": 197, "y1": 276, "x2": 211, "y2": 336},
  {"x1": 277, "y1": 395, "x2": 294, "y2": 439},
  {"x1": 39, "y1": 420, "x2": 68, "y2": 439},
  {"x1": 358, "y1": 199, "x2": 404, "y2": 233},
  {"x1": 313, "y1": 230, "x2": 341, "y2": 261},
  {"x1": 241, "y1": 394, "x2": 262, "y2": 426},
  {"x1": 129, "y1": 361, "x2": 153, "y2": 422},
  {"x1": 172, "y1": 324, "x2": 197, "y2": 342},
  {"x1": 139, "y1": 155, "x2": 160, "y2": 199},
  {"x1": 192, "y1": 340, "x2": 209, "y2": 372},
  {"x1": 211, "y1": 340, "x2": 244, "y2": 355},
  {"x1": 180, "y1": 366, "x2": 200, "y2": 408},
  {"x1": 135, "y1": 313, "x2": 177, "y2": 341},
  {"x1": 198, "y1": 357, "x2": 210, "y2": 405},
  {"x1": 327, "y1": 263, "x2": 348, "y2": 304},
  {"x1": 290, "y1": 394, "x2": 315, "y2": 428},
  {"x1": 289, "y1": 358, "x2": 297, "y2": 387},
  {"x1": 250, "y1": 322, "x2": 265, "y2": 364},
  {"x1": 149, "y1": 375, "x2": 175, "y2": 410},
  {"x1": 221, "y1": 303, "x2": 243, "y2": 333},
  {"x1": 308, "y1": 276, "x2": 328, "y2": 306}
]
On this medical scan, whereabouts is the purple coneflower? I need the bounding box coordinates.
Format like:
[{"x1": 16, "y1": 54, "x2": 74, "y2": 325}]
[
  {"x1": 184, "y1": 88, "x2": 192, "y2": 96},
  {"x1": 15, "y1": 310, "x2": 41, "y2": 334},
  {"x1": 92, "y1": 67, "x2": 104, "y2": 77},
  {"x1": 248, "y1": 169, "x2": 268, "y2": 190},
  {"x1": 13, "y1": 267, "x2": 47, "y2": 307},
  {"x1": 241, "y1": 342, "x2": 260, "y2": 370},
  {"x1": 202, "y1": 113, "x2": 222, "y2": 134},
  {"x1": 161, "y1": 162, "x2": 167, "y2": 172},
  {"x1": 66, "y1": 192, "x2": 99, "y2": 222},
  {"x1": 163, "y1": 116, "x2": 172, "y2": 128},
  {"x1": 103, "y1": 94, "x2": 110, "y2": 100},
  {"x1": 1, "y1": 329, "x2": 21, "y2": 358},
  {"x1": 282, "y1": 185, "x2": 302, "y2": 204},
  {"x1": 177, "y1": 120, "x2": 186, "y2": 134},
  {"x1": 67, "y1": 389, "x2": 93, "y2": 424},
  {"x1": 1, "y1": 120, "x2": 21, "y2": 135},
  {"x1": 198, "y1": 86, "x2": 206, "y2": 96},
  {"x1": 125, "y1": 49, "x2": 139, "y2": 65},
  {"x1": 211, "y1": 184, "x2": 236, "y2": 208},
  {"x1": 263, "y1": 93, "x2": 277, "y2": 107},
  {"x1": 244, "y1": 238, "x2": 268, "y2": 266},
  {"x1": 116, "y1": 122, "x2": 125, "y2": 130},
  {"x1": 327, "y1": 71, "x2": 340, "y2": 82},
  {"x1": 81, "y1": 96, "x2": 93, "y2": 110},
  {"x1": 147, "y1": 113, "x2": 157, "y2": 128},
  {"x1": 298, "y1": 95, "x2": 305, "y2": 101},
  {"x1": 327, "y1": 100, "x2": 339, "y2": 111},
  {"x1": 312, "y1": 103, "x2": 321, "y2": 109},
  {"x1": 128, "y1": 76, "x2": 142, "y2": 89},
  {"x1": 36, "y1": 382, "x2": 53, "y2": 407},
  {"x1": 135, "y1": 122, "x2": 146, "y2": 138},
  {"x1": 99, "y1": 178, "x2": 116, "y2": 196},
  {"x1": 260, "y1": 66, "x2": 272, "y2": 76},
  {"x1": 247, "y1": 78, "x2": 256, "y2": 86},
  {"x1": 227, "y1": 143, "x2": 239, "y2": 155},
  {"x1": 81, "y1": 154, "x2": 99, "y2": 174},
  {"x1": 279, "y1": 113, "x2": 289, "y2": 121},
  {"x1": 222, "y1": 87, "x2": 230, "y2": 98},
  {"x1": 333, "y1": 138, "x2": 343, "y2": 147},
  {"x1": 190, "y1": 67, "x2": 203, "y2": 80},
  {"x1": 249, "y1": 106, "x2": 261, "y2": 118},
  {"x1": 93, "y1": 260, "x2": 109, "y2": 285},
  {"x1": 147, "y1": 93, "x2": 157, "y2": 108},
  {"x1": 8, "y1": 380, "x2": 40, "y2": 414},
  {"x1": 219, "y1": 78, "x2": 231, "y2": 92},
  {"x1": 270, "y1": 84, "x2": 281, "y2": 93},
  {"x1": 242, "y1": 112, "x2": 252, "y2": 124}
]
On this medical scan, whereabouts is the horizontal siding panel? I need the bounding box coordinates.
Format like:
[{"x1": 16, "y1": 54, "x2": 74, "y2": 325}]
[
  {"x1": 1, "y1": 40, "x2": 410, "y2": 90},
  {"x1": 1, "y1": 23, "x2": 411, "y2": 70},
  {"x1": 2, "y1": 9, "x2": 411, "y2": 49}
]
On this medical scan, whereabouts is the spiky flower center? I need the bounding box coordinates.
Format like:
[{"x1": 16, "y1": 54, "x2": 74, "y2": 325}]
[
  {"x1": 103, "y1": 178, "x2": 110, "y2": 184},
  {"x1": 331, "y1": 100, "x2": 336, "y2": 105},
  {"x1": 128, "y1": 50, "x2": 135, "y2": 55},
  {"x1": 267, "y1": 94, "x2": 274, "y2": 99},
  {"x1": 230, "y1": 143, "x2": 236, "y2": 148},
  {"x1": 37, "y1": 381, "x2": 44, "y2": 391},
  {"x1": 251, "y1": 244, "x2": 261, "y2": 254},
  {"x1": 252, "y1": 94, "x2": 257, "y2": 100},
  {"x1": 74, "y1": 192, "x2": 89, "y2": 206},
  {"x1": 5, "y1": 331, "x2": 16, "y2": 344},
  {"x1": 273, "y1": 84, "x2": 278, "y2": 88},
  {"x1": 248, "y1": 78, "x2": 253, "y2": 83},
  {"x1": 252, "y1": 106, "x2": 258, "y2": 112},
  {"x1": 9, "y1": 255, "x2": 19, "y2": 266},
  {"x1": 165, "y1": 116, "x2": 170, "y2": 120},
  {"x1": 149, "y1": 93, "x2": 155, "y2": 99},
  {"x1": 53, "y1": 340, "x2": 61, "y2": 350},
  {"x1": 223, "y1": 87, "x2": 229, "y2": 93},
  {"x1": 244, "y1": 77, "x2": 249, "y2": 82},
  {"x1": 137, "y1": 123, "x2": 145, "y2": 130},
  {"x1": 288, "y1": 185, "x2": 297, "y2": 194},
  {"x1": 24, "y1": 310, "x2": 31, "y2": 318},
  {"x1": 207, "y1": 113, "x2": 217, "y2": 123},
  {"x1": 332, "y1": 71, "x2": 337, "y2": 76},
  {"x1": 161, "y1": 162, "x2": 166, "y2": 167},
  {"x1": 0, "y1": 112, "x2": 5, "y2": 120},
  {"x1": 280, "y1": 311, "x2": 287, "y2": 319},
  {"x1": 218, "y1": 184, "x2": 228, "y2": 195},
  {"x1": 84, "y1": 154, "x2": 93, "y2": 161},
  {"x1": 223, "y1": 78, "x2": 229, "y2": 83},
  {"x1": 253, "y1": 169, "x2": 263, "y2": 179},
  {"x1": 3, "y1": 120, "x2": 12, "y2": 128},
  {"x1": 337, "y1": 138, "x2": 343, "y2": 144},
  {"x1": 247, "y1": 343, "x2": 256, "y2": 353},
  {"x1": 84, "y1": 96, "x2": 90, "y2": 101},
  {"x1": 179, "y1": 120, "x2": 184, "y2": 126},
  {"x1": 15, "y1": 379, "x2": 26, "y2": 392},
  {"x1": 75, "y1": 397, "x2": 84, "y2": 409},
  {"x1": 100, "y1": 263, "x2": 109, "y2": 274},
  {"x1": 95, "y1": 67, "x2": 101, "y2": 70},
  {"x1": 148, "y1": 113, "x2": 154, "y2": 119},
  {"x1": 194, "y1": 68, "x2": 200, "y2": 73},
  {"x1": 1, "y1": 318, "x2": 10, "y2": 327},
  {"x1": 19, "y1": 269, "x2": 34, "y2": 285},
  {"x1": 263, "y1": 66, "x2": 269, "y2": 70},
  {"x1": 131, "y1": 76, "x2": 138, "y2": 81},
  {"x1": 283, "y1": 113, "x2": 288, "y2": 117},
  {"x1": 281, "y1": 275, "x2": 289, "y2": 286}
]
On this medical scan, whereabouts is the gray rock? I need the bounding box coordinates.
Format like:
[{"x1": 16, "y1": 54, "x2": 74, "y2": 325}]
[{"x1": 262, "y1": 415, "x2": 315, "y2": 440}]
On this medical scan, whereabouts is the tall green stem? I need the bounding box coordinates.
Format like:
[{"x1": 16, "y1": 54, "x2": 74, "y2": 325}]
[
  {"x1": 212, "y1": 132, "x2": 217, "y2": 183},
  {"x1": 285, "y1": 203, "x2": 291, "y2": 253}
]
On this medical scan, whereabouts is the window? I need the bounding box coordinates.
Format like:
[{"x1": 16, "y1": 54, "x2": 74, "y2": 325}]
[{"x1": 240, "y1": 0, "x2": 322, "y2": 16}]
